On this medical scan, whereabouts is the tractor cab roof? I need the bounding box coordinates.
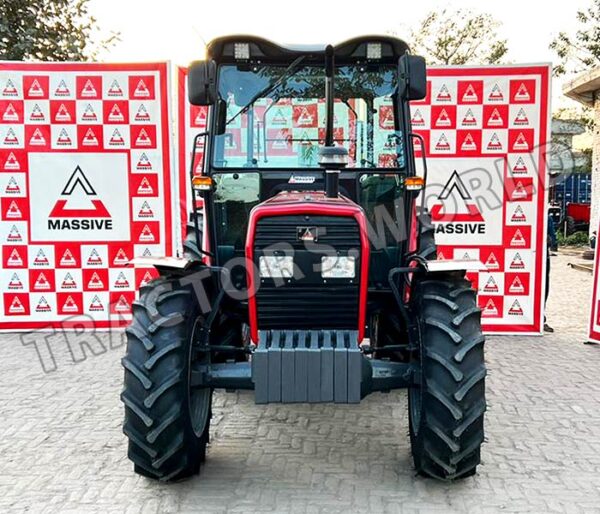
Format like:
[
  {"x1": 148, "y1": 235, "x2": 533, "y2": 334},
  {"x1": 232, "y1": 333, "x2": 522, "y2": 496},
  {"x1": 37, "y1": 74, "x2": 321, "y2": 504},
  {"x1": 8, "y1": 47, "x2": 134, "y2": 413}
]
[{"x1": 206, "y1": 35, "x2": 410, "y2": 65}]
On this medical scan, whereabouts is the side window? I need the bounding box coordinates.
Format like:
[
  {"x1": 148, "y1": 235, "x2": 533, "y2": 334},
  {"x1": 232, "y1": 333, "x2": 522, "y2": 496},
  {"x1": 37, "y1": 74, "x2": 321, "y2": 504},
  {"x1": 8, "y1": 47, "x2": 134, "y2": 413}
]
[
  {"x1": 359, "y1": 174, "x2": 406, "y2": 247},
  {"x1": 213, "y1": 173, "x2": 260, "y2": 247}
]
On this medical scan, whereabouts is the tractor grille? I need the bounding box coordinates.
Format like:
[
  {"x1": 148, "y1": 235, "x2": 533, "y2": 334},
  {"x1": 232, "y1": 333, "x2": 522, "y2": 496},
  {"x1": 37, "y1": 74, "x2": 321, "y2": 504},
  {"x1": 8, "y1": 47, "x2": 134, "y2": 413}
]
[
  {"x1": 254, "y1": 216, "x2": 361, "y2": 250},
  {"x1": 254, "y1": 215, "x2": 361, "y2": 331}
]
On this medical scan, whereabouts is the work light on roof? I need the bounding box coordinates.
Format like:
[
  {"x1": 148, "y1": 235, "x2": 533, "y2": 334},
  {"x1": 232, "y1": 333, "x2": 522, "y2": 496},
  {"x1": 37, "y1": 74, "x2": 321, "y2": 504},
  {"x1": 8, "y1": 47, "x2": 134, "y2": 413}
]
[
  {"x1": 234, "y1": 43, "x2": 250, "y2": 60},
  {"x1": 366, "y1": 43, "x2": 382, "y2": 60}
]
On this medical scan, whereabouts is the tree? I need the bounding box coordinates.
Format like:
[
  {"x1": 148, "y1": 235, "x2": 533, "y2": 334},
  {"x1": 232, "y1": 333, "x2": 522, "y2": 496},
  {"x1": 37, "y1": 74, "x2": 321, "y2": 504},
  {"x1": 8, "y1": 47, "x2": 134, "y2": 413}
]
[
  {"x1": 408, "y1": 9, "x2": 508, "y2": 65},
  {"x1": 550, "y1": 0, "x2": 600, "y2": 75},
  {"x1": 0, "y1": 0, "x2": 118, "y2": 61}
]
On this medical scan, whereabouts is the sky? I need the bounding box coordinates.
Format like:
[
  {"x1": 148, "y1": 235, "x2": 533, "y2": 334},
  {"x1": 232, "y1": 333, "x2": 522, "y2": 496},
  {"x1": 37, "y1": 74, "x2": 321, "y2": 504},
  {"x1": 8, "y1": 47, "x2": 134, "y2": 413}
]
[{"x1": 89, "y1": 0, "x2": 592, "y2": 111}]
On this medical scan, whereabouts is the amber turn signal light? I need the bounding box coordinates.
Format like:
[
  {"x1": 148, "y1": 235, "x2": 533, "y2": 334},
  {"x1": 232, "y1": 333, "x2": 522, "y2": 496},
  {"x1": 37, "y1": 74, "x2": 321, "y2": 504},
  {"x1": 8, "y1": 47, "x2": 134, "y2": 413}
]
[
  {"x1": 405, "y1": 176, "x2": 425, "y2": 191},
  {"x1": 192, "y1": 176, "x2": 213, "y2": 191}
]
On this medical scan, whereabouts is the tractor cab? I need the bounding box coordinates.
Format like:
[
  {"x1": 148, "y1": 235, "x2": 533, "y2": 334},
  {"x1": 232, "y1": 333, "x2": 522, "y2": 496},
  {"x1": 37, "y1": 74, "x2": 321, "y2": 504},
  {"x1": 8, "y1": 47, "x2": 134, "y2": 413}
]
[{"x1": 187, "y1": 36, "x2": 429, "y2": 317}]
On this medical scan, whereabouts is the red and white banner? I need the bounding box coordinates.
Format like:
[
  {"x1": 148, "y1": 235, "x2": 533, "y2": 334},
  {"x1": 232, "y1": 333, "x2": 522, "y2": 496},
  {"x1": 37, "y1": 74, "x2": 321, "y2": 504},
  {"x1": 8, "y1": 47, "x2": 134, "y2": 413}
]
[
  {"x1": 176, "y1": 65, "x2": 550, "y2": 335},
  {"x1": 418, "y1": 66, "x2": 550, "y2": 334},
  {"x1": 588, "y1": 224, "x2": 600, "y2": 342},
  {"x1": 0, "y1": 62, "x2": 175, "y2": 330},
  {"x1": 177, "y1": 66, "x2": 206, "y2": 251}
]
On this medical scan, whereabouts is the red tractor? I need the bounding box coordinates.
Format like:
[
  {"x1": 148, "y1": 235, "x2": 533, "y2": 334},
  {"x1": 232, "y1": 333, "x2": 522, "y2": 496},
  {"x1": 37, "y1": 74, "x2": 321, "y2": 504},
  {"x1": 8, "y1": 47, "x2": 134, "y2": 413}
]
[{"x1": 122, "y1": 36, "x2": 486, "y2": 482}]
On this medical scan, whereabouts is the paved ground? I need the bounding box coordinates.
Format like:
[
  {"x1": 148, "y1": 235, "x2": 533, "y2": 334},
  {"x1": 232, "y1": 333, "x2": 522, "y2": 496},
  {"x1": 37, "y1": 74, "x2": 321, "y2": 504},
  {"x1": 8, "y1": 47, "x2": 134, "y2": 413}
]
[{"x1": 2, "y1": 251, "x2": 600, "y2": 513}]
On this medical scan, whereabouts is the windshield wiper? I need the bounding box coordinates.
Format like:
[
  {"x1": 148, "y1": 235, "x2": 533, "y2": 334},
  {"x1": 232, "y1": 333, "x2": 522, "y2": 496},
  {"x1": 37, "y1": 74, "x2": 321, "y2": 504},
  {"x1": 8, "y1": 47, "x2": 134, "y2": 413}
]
[{"x1": 226, "y1": 55, "x2": 307, "y2": 126}]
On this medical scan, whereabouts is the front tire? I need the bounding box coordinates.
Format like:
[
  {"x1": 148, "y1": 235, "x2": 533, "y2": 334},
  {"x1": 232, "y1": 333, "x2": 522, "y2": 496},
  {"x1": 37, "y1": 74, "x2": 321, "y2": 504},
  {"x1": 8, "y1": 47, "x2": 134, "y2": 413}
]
[
  {"x1": 121, "y1": 276, "x2": 211, "y2": 481},
  {"x1": 409, "y1": 272, "x2": 486, "y2": 480}
]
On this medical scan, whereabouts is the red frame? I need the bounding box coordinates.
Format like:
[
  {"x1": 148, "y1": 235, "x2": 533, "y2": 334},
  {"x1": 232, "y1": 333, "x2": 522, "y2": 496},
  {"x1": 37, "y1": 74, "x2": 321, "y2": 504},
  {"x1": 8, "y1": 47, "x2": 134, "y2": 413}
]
[
  {"x1": 589, "y1": 218, "x2": 600, "y2": 341},
  {"x1": 245, "y1": 191, "x2": 370, "y2": 344}
]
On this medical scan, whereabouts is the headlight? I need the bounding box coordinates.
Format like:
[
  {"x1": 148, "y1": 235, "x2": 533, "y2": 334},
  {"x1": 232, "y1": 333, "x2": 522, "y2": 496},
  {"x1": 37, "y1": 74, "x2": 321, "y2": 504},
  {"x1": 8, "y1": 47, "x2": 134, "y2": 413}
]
[
  {"x1": 321, "y1": 256, "x2": 356, "y2": 278},
  {"x1": 259, "y1": 256, "x2": 294, "y2": 278}
]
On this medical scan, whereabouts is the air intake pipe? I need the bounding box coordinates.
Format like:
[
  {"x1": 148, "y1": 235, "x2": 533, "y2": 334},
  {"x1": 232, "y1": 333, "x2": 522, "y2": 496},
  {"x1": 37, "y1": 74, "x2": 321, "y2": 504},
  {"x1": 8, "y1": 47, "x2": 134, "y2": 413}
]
[{"x1": 319, "y1": 146, "x2": 349, "y2": 198}]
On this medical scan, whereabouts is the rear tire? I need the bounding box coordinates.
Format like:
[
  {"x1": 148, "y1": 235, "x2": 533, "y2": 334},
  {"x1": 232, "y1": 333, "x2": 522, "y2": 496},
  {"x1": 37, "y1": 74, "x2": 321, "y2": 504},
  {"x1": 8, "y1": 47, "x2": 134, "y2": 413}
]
[
  {"x1": 183, "y1": 212, "x2": 204, "y2": 261},
  {"x1": 121, "y1": 276, "x2": 211, "y2": 481},
  {"x1": 565, "y1": 215, "x2": 575, "y2": 236},
  {"x1": 409, "y1": 272, "x2": 486, "y2": 480}
]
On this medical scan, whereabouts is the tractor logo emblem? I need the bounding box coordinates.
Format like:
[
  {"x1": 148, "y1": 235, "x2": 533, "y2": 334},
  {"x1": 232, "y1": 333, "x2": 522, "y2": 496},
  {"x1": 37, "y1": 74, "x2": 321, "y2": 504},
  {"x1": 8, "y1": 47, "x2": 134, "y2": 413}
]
[
  {"x1": 508, "y1": 299, "x2": 524, "y2": 316},
  {"x1": 297, "y1": 226, "x2": 320, "y2": 242},
  {"x1": 512, "y1": 157, "x2": 528, "y2": 174},
  {"x1": 461, "y1": 84, "x2": 478, "y2": 102},
  {"x1": 7, "y1": 248, "x2": 23, "y2": 266},
  {"x1": 2, "y1": 102, "x2": 19, "y2": 122},
  {"x1": 3, "y1": 79, "x2": 18, "y2": 97},
  {"x1": 9, "y1": 296, "x2": 26, "y2": 314},
  {"x1": 461, "y1": 108, "x2": 477, "y2": 126},
  {"x1": 34, "y1": 272, "x2": 51, "y2": 291},
  {"x1": 49, "y1": 166, "x2": 110, "y2": 218},
  {"x1": 514, "y1": 108, "x2": 529, "y2": 126},
  {"x1": 108, "y1": 103, "x2": 124, "y2": 122},
  {"x1": 61, "y1": 272, "x2": 77, "y2": 289},
  {"x1": 33, "y1": 249, "x2": 49, "y2": 266},
  {"x1": 29, "y1": 103, "x2": 45, "y2": 121},
  {"x1": 431, "y1": 170, "x2": 484, "y2": 222},
  {"x1": 482, "y1": 298, "x2": 499, "y2": 317},
  {"x1": 36, "y1": 296, "x2": 51, "y2": 312},
  {"x1": 55, "y1": 79, "x2": 71, "y2": 97},
  {"x1": 8, "y1": 273, "x2": 23, "y2": 290},
  {"x1": 514, "y1": 83, "x2": 530, "y2": 102},
  {"x1": 483, "y1": 276, "x2": 499, "y2": 293},
  {"x1": 4, "y1": 151, "x2": 20, "y2": 169},
  {"x1": 488, "y1": 83, "x2": 504, "y2": 102}
]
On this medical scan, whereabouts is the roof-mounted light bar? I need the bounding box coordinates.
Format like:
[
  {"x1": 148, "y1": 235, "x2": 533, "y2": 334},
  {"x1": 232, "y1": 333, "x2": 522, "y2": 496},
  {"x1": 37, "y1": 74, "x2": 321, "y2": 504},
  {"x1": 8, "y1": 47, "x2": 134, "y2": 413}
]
[
  {"x1": 366, "y1": 42, "x2": 382, "y2": 60},
  {"x1": 234, "y1": 42, "x2": 250, "y2": 60}
]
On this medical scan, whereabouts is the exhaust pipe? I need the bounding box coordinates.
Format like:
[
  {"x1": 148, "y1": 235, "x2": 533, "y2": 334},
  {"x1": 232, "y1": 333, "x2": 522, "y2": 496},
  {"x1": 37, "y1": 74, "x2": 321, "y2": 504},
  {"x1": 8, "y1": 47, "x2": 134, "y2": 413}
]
[
  {"x1": 319, "y1": 45, "x2": 348, "y2": 198},
  {"x1": 319, "y1": 146, "x2": 348, "y2": 198}
]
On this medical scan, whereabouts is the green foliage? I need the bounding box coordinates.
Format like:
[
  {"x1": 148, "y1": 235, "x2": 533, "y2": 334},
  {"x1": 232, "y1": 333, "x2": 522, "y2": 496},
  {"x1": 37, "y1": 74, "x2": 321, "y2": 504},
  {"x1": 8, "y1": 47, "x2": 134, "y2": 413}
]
[
  {"x1": 409, "y1": 9, "x2": 508, "y2": 65},
  {"x1": 553, "y1": 106, "x2": 595, "y2": 131},
  {"x1": 557, "y1": 231, "x2": 590, "y2": 247},
  {"x1": 0, "y1": 0, "x2": 119, "y2": 61},
  {"x1": 550, "y1": 0, "x2": 600, "y2": 75}
]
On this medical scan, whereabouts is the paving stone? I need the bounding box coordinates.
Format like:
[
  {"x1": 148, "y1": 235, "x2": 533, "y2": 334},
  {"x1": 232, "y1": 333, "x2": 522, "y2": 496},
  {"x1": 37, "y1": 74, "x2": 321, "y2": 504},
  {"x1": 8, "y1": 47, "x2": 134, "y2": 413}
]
[{"x1": 1, "y1": 252, "x2": 600, "y2": 512}]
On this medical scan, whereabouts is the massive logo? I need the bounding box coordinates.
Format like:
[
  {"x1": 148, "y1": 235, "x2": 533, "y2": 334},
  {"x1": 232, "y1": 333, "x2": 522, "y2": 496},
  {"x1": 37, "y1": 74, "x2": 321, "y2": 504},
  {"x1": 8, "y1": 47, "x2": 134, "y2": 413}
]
[
  {"x1": 29, "y1": 152, "x2": 130, "y2": 241},
  {"x1": 49, "y1": 166, "x2": 111, "y2": 218},
  {"x1": 425, "y1": 157, "x2": 503, "y2": 246},
  {"x1": 431, "y1": 170, "x2": 484, "y2": 223}
]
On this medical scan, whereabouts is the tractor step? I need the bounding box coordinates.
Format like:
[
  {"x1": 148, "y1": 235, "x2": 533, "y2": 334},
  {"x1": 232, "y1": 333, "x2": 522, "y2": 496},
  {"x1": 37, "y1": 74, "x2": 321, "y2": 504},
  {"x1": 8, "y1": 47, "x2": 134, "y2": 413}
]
[{"x1": 252, "y1": 330, "x2": 361, "y2": 404}]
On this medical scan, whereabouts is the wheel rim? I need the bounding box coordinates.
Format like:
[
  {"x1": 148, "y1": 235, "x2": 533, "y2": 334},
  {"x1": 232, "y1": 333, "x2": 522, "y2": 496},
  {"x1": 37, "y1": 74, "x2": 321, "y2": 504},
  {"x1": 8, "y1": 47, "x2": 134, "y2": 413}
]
[{"x1": 188, "y1": 317, "x2": 211, "y2": 438}]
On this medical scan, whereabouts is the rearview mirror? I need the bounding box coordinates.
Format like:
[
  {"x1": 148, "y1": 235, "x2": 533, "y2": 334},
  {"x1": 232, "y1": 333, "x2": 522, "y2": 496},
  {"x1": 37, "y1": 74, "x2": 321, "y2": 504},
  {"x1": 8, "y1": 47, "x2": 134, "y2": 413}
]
[
  {"x1": 398, "y1": 54, "x2": 427, "y2": 101},
  {"x1": 188, "y1": 60, "x2": 218, "y2": 106}
]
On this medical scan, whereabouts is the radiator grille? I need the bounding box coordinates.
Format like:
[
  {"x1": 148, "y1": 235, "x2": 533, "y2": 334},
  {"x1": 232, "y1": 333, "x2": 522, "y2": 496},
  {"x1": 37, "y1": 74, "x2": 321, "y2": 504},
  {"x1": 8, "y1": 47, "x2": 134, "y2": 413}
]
[
  {"x1": 254, "y1": 216, "x2": 361, "y2": 250},
  {"x1": 254, "y1": 215, "x2": 361, "y2": 331}
]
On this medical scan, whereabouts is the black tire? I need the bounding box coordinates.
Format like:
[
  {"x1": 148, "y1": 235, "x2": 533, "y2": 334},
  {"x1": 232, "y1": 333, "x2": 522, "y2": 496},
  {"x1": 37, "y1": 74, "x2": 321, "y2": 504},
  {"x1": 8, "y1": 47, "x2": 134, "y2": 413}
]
[
  {"x1": 565, "y1": 216, "x2": 576, "y2": 236},
  {"x1": 417, "y1": 208, "x2": 437, "y2": 261},
  {"x1": 121, "y1": 276, "x2": 212, "y2": 481},
  {"x1": 183, "y1": 211, "x2": 204, "y2": 261},
  {"x1": 409, "y1": 272, "x2": 486, "y2": 480}
]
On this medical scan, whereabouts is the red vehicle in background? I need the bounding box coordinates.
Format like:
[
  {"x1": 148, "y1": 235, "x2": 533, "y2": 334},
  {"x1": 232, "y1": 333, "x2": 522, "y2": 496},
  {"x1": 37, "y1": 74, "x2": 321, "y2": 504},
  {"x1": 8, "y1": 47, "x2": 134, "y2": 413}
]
[{"x1": 563, "y1": 202, "x2": 591, "y2": 235}]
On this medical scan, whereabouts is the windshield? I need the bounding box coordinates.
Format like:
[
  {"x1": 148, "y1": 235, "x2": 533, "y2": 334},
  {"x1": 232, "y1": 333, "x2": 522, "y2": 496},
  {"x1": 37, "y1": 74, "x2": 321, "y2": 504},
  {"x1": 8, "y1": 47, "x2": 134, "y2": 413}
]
[{"x1": 212, "y1": 64, "x2": 405, "y2": 169}]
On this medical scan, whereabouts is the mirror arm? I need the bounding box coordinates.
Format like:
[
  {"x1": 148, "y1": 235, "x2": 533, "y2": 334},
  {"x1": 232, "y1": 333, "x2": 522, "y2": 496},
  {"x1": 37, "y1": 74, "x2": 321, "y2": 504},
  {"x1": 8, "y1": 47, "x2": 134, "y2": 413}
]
[
  {"x1": 188, "y1": 130, "x2": 214, "y2": 259},
  {"x1": 410, "y1": 132, "x2": 428, "y2": 216}
]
